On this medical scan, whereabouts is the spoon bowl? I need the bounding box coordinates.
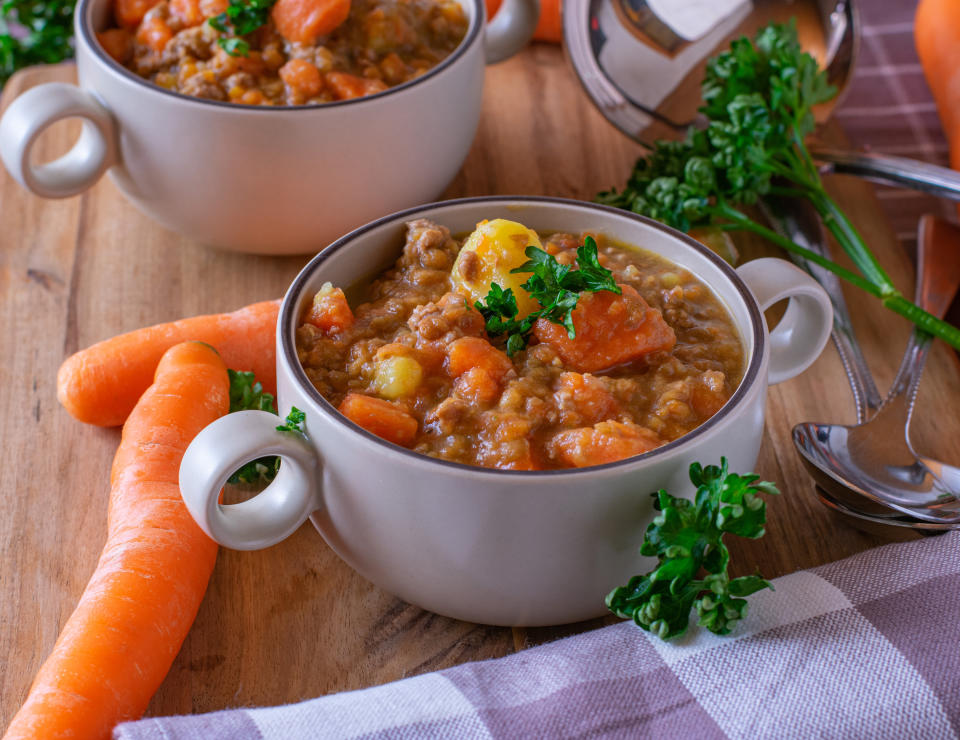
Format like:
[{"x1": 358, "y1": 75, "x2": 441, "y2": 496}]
[
  {"x1": 814, "y1": 485, "x2": 955, "y2": 534},
  {"x1": 794, "y1": 421, "x2": 960, "y2": 523}
]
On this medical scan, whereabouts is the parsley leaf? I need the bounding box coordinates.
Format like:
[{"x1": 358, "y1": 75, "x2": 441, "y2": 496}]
[
  {"x1": 276, "y1": 406, "x2": 306, "y2": 435},
  {"x1": 218, "y1": 37, "x2": 250, "y2": 57},
  {"x1": 209, "y1": 0, "x2": 276, "y2": 58},
  {"x1": 229, "y1": 369, "x2": 276, "y2": 413},
  {"x1": 226, "y1": 370, "x2": 306, "y2": 485},
  {"x1": 227, "y1": 370, "x2": 278, "y2": 484},
  {"x1": 606, "y1": 458, "x2": 779, "y2": 640},
  {"x1": 474, "y1": 236, "x2": 620, "y2": 356}
]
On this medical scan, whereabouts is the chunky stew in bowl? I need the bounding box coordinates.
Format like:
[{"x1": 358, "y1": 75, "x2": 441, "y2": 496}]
[
  {"x1": 97, "y1": 0, "x2": 468, "y2": 104},
  {"x1": 295, "y1": 218, "x2": 745, "y2": 470}
]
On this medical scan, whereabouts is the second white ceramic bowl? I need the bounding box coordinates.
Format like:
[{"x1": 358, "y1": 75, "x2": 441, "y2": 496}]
[{"x1": 0, "y1": 0, "x2": 539, "y2": 254}]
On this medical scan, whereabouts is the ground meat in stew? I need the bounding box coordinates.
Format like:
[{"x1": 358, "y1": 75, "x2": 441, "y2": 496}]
[
  {"x1": 97, "y1": 0, "x2": 468, "y2": 105},
  {"x1": 295, "y1": 218, "x2": 745, "y2": 470}
]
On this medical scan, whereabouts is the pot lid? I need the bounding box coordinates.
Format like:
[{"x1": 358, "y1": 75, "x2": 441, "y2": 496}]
[{"x1": 562, "y1": 0, "x2": 857, "y2": 146}]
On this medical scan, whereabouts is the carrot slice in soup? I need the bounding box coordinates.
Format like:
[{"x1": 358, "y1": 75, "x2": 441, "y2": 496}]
[
  {"x1": 97, "y1": 29, "x2": 134, "y2": 63},
  {"x1": 554, "y1": 372, "x2": 620, "y2": 425},
  {"x1": 533, "y1": 285, "x2": 676, "y2": 373},
  {"x1": 550, "y1": 421, "x2": 662, "y2": 468},
  {"x1": 339, "y1": 393, "x2": 418, "y2": 447},
  {"x1": 135, "y1": 14, "x2": 173, "y2": 53},
  {"x1": 447, "y1": 337, "x2": 513, "y2": 405},
  {"x1": 115, "y1": 0, "x2": 161, "y2": 28},
  {"x1": 170, "y1": 0, "x2": 204, "y2": 25},
  {"x1": 304, "y1": 283, "x2": 354, "y2": 334},
  {"x1": 272, "y1": 0, "x2": 351, "y2": 45},
  {"x1": 446, "y1": 336, "x2": 512, "y2": 380},
  {"x1": 454, "y1": 367, "x2": 501, "y2": 405},
  {"x1": 280, "y1": 58, "x2": 324, "y2": 98},
  {"x1": 325, "y1": 71, "x2": 388, "y2": 100}
]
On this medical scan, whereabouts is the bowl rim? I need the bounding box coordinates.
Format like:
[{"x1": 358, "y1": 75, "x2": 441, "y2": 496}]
[
  {"x1": 75, "y1": 0, "x2": 484, "y2": 112},
  {"x1": 280, "y1": 195, "x2": 766, "y2": 477}
]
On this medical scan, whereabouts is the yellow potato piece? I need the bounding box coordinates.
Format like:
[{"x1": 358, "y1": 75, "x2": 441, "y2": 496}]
[
  {"x1": 372, "y1": 355, "x2": 423, "y2": 399},
  {"x1": 451, "y1": 219, "x2": 542, "y2": 317}
]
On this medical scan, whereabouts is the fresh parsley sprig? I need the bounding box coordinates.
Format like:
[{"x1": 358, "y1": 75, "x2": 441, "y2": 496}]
[
  {"x1": 607, "y1": 459, "x2": 779, "y2": 640},
  {"x1": 1, "y1": 0, "x2": 76, "y2": 85},
  {"x1": 474, "y1": 236, "x2": 621, "y2": 355},
  {"x1": 597, "y1": 20, "x2": 960, "y2": 351},
  {"x1": 276, "y1": 406, "x2": 306, "y2": 434},
  {"x1": 229, "y1": 368, "x2": 275, "y2": 413},
  {"x1": 209, "y1": 0, "x2": 276, "y2": 57},
  {"x1": 227, "y1": 369, "x2": 306, "y2": 485}
]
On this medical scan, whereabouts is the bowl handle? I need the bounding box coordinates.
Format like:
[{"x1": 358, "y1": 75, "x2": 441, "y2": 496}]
[
  {"x1": 179, "y1": 409, "x2": 322, "y2": 551},
  {"x1": 484, "y1": 0, "x2": 540, "y2": 63},
  {"x1": 0, "y1": 82, "x2": 117, "y2": 198},
  {"x1": 736, "y1": 258, "x2": 833, "y2": 385}
]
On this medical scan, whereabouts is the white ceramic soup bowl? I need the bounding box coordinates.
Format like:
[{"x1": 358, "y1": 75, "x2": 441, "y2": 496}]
[
  {"x1": 180, "y1": 196, "x2": 833, "y2": 625},
  {"x1": 0, "y1": 0, "x2": 538, "y2": 255}
]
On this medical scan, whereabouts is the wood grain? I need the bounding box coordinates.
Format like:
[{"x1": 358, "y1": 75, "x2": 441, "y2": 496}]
[{"x1": 1, "y1": 51, "x2": 958, "y2": 725}]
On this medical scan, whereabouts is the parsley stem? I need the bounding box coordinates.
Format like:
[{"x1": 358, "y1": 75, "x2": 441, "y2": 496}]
[
  {"x1": 760, "y1": 158, "x2": 804, "y2": 185},
  {"x1": 716, "y1": 202, "x2": 960, "y2": 352},
  {"x1": 807, "y1": 188, "x2": 897, "y2": 292},
  {"x1": 883, "y1": 296, "x2": 960, "y2": 348},
  {"x1": 790, "y1": 130, "x2": 823, "y2": 186},
  {"x1": 712, "y1": 202, "x2": 881, "y2": 296},
  {"x1": 766, "y1": 185, "x2": 816, "y2": 200}
]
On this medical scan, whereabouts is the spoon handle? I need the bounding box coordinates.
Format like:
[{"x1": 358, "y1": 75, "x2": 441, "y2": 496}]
[
  {"x1": 760, "y1": 196, "x2": 883, "y2": 422},
  {"x1": 888, "y1": 215, "x2": 960, "y2": 405},
  {"x1": 812, "y1": 148, "x2": 960, "y2": 202}
]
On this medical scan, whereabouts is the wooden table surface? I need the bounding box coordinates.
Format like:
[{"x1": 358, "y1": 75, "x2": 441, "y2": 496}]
[{"x1": 2, "y1": 49, "x2": 960, "y2": 725}]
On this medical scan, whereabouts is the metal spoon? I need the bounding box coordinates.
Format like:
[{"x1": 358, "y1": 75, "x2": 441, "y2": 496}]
[
  {"x1": 763, "y1": 201, "x2": 960, "y2": 530},
  {"x1": 792, "y1": 215, "x2": 960, "y2": 524},
  {"x1": 563, "y1": 0, "x2": 960, "y2": 200}
]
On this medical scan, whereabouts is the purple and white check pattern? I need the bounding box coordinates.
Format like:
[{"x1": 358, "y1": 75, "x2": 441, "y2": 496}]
[
  {"x1": 836, "y1": 0, "x2": 955, "y2": 253},
  {"x1": 114, "y1": 531, "x2": 960, "y2": 739}
]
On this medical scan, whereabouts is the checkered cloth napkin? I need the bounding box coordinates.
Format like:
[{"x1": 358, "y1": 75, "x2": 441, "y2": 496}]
[{"x1": 114, "y1": 532, "x2": 960, "y2": 739}]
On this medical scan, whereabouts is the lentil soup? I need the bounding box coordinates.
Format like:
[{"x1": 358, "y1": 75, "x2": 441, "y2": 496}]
[
  {"x1": 97, "y1": 0, "x2": 468, "y2": 105},
  {"x1": 295, "y1": 218, "x2": 745, "y2": 470}
]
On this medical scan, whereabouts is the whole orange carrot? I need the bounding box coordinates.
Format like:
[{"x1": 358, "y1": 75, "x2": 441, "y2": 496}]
[
  {"x1": 4, "y1": 342, "x2": 228, "y2": 740},
  {"x1": 486, "y1": 0, "x2": 561, "y2": 43},
  {"x1": 57, "y1": 299, "x2": 278, "y2": 427},
  {"x1": 916, "y1": 0, "x2": 960, "y2": 217}
]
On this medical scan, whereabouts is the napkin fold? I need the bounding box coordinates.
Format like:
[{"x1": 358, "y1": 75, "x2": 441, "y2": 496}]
[{"x1": 115, "y1": 531, "x2": 960, "y2": 740}]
